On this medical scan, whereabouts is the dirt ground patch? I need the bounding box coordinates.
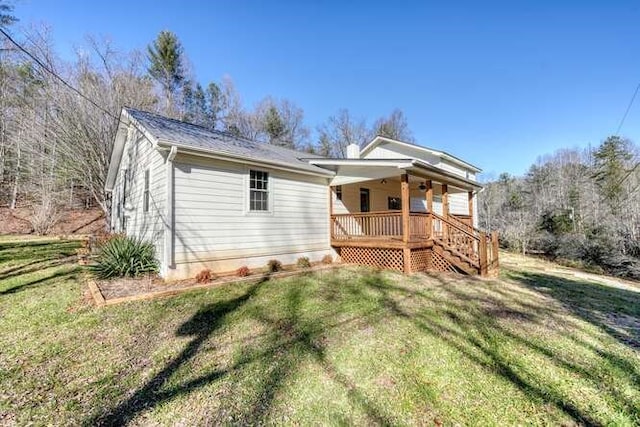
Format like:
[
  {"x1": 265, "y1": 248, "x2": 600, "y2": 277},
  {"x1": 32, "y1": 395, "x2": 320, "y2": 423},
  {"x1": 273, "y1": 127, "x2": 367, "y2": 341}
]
[
  {"x1": 0, "y1": 207, "x2": 105, "y2": 235},
  {"x1": 501, "y1": 252, "x2": 640, "y2": 292}
]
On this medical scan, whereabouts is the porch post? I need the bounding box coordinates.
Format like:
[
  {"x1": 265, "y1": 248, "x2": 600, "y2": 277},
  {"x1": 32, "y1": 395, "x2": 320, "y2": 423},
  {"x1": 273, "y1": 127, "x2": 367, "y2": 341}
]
[
  {"x1": 442, "y1": 184, "x2": 449, "y2": 217},
  {"x1": 401, "y1": 173, "x2": 411, "y2": 273},
  {"x1": 491, "y1": 231, "x2": 499, "y2": 270},
  {"x1": 425, "y1": 180, "x2": 433, "y2": 238},
  {"x1": 479, "y1": 231, "x2": 488, "y2": 276},
  {"x1": 468, "y1": 190, "x2": 474, "y2": 226},
  {"x1": 442, "y1": 183, "x2": 449, "y2": 239}
]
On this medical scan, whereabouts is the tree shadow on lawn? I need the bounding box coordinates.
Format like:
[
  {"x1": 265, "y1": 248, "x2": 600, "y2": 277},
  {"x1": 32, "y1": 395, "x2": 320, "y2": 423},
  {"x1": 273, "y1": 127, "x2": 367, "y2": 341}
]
[
  {"x1": 0, "y1": 240, "x2": 81, "y2": 265},
  {"x1": 0, "y1": 265, "x2": 81, "y2": 296},
  {"x1": 228, "y1": 283, "x2": 394, "y2": 425},
  {"x1": 364, "y1": 271, "x2": 638, "y2": 425},
  {"x1": 89, "y1": 279, "x2": 265, "y2": 426},
  {"x1": 507, "y1": 270, "x2": 640, "y2": 349},
  {"x1": 0, "y1": 257, "x2": 77, "y2": 283},
  {"x1": 89, "y1": 271, "x2": 395, "y2": 426},
  {"x1": 88, "y1": 268, "x2": 639, "y2": 426}
]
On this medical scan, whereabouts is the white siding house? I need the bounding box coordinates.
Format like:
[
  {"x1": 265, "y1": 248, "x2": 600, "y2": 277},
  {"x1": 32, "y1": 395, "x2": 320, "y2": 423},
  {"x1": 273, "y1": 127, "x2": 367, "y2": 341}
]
[
  {"x1": 171, "y1": 154, "x2": 331, "y2": 278},
  {"x1": 105, "y1": 108, "x2": 335, "y2": 280},
  {"x1": 105, "y1": 109, "x2": 485, "y2": 279}
]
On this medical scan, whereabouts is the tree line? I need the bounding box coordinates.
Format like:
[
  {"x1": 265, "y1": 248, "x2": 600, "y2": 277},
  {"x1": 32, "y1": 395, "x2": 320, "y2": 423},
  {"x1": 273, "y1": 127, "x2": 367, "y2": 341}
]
[
  {"x1": 478, "y1": 136, "x2": 640, "y2": 279},
  {"x1": 0, "y1": 8, "x2": 413, "y2": 232}
]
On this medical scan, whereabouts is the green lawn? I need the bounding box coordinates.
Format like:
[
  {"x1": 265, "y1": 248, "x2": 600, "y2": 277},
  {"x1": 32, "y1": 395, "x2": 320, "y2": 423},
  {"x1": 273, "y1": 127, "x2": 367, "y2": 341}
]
[{"x1": 1, "y1": 240, "x2": 639, "y2": 425}]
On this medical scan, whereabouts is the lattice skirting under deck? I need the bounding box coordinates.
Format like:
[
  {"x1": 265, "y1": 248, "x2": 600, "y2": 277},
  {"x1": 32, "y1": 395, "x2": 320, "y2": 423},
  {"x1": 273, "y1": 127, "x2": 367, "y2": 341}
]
[
  {"x1": 430, "y1": 250, "x2": 458, "y2": 273},
  {"x1": 410, "y1": 248, "x2": 431, "y2": 272},
  {"x1": 337, "y1": 247, "x2": 404, "y2": 272}
]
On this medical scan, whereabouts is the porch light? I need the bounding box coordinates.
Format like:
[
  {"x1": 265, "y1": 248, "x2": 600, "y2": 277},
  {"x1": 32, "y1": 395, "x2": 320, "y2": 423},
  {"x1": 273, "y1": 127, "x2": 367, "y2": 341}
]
[
  {"x1": 418, "y1": 182, "x2": 427, "y2": 192},
  {"x1": 380, "y1": 179, "x2": 387, "y2": 184}
]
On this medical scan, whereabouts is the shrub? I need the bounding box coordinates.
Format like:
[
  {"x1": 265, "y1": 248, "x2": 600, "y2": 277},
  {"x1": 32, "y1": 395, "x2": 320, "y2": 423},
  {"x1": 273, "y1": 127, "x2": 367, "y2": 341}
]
[
  {"x1": 29, "y1": 198, "x2": 60, "y2": 235},
  {"x1": 236, "y1": 266, "x2": 250, "y2": 277},
  {"x1": 267, "y1": 259, "x2": 283, "y2": 273},
  {"x1": 195, "y1": 269, "x2": 213, "y2": 283},
  {"x1": 321, "y1": 254, "x2": 333, "y2": 264},
  {"x1": 89, "y1": 235, "x2": 158, "y2": 279},
  {"x1": 297, "y1": 257, "x2": 311, "y2": 268}
]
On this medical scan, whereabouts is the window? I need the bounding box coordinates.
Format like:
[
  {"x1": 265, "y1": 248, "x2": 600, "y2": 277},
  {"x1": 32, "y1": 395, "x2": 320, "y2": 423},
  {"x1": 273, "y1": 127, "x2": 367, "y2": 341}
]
[
  {"x1": 143, "y1": 169, "x2": 150, "y2": 213},
  {"x1": 335, "y1": 185, "x2": 342, "y2": 201},
  {"x1": 249, "y1": 170, "x2": 269, "y2": 211},
  {"x1": 122, "y1": 169, "x2": 128, "y2": 208},
  {"x1": 388, "y1": 197, "x2": 401, "y2": 210},
  {"x1": 116, "y1": 191, "x2": 121, "y2": 223},
  {"x1": 360, "y1": 188, "x2": 370, "y2": 212}
]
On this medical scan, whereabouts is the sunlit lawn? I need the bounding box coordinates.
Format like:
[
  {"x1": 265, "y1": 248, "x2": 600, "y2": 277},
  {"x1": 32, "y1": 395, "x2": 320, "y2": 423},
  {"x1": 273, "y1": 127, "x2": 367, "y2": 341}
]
[{"x1": 1, "y1": 240, "x2": 639, "y2": 425}]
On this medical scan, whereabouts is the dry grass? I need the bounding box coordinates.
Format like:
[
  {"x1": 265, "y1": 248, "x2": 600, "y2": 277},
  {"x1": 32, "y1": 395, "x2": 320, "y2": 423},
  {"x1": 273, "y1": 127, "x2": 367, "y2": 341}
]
[{"x1": 1, "y1": 242, "x2": 639, "y2": 425}]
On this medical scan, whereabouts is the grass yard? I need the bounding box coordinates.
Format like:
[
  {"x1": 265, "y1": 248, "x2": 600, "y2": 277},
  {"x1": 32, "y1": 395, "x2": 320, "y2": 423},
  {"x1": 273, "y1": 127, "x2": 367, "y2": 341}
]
[{"x1": 1, "y1": 240, "x2": 639, "y2": 425}]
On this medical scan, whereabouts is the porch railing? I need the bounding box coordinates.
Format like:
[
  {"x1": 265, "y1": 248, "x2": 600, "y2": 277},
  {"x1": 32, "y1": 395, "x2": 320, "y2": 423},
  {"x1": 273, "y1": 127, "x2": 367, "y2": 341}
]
[{"x1": 331, "y1": 211, "x2": 403, "y2": 240}]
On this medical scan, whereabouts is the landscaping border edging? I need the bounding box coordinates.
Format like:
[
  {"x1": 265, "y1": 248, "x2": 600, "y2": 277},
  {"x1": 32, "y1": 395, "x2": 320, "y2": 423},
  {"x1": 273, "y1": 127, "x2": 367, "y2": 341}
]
[{"x1": 88, "y1": 264, "x2": 343, "y2": 306}]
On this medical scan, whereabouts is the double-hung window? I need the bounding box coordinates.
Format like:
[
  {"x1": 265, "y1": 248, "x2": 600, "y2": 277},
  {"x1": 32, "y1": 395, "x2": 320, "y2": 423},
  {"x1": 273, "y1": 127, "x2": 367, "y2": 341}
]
[
  {"x1": 249, "y1": 170, "x2": 269, "y2": 211},
  {"x1": 143, "y1": 169, "x2": 150, "y2": 213}
]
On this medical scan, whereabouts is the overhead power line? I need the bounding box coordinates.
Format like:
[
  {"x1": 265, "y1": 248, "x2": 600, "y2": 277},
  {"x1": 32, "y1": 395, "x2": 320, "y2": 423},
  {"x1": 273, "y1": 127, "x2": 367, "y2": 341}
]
[
  {"x1": 615, "y1": 81, "x2": 640, "y2": 136},
  {"x1": 0, "y1": 27, "x2": 118, "y2": 121}
]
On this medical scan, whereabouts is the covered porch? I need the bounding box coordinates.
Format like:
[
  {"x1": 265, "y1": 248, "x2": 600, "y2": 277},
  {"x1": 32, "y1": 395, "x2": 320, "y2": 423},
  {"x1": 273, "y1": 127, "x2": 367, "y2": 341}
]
[{"x1": 312, "y1": 158, "x2": 499, "y2": 276}]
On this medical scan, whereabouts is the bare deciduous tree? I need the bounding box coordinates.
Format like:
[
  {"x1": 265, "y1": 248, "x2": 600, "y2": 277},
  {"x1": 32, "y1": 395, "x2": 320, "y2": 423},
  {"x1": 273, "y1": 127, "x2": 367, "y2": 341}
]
[{"x1": 316, "y1": 109, "x2": 370, "y2": 157}]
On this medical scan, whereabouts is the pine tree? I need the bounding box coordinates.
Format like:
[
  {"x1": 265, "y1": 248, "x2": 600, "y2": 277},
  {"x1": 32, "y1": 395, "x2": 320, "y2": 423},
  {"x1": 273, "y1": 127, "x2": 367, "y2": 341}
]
[
  {"x1": 263, "y1": 105, "x2": 287, "y2": 146},
  {"x1": 0, "y1": 1, "x2": 18, "y2": 28},
  {"x1": 592, "y1": 136, "x2": 633, "y2": 211},
  {"x1": 147, "y1": 30, "x2": 185, "y2": 114},
  {"x1": 206, "y1": 82, "x2": 223, "y2": 129}
]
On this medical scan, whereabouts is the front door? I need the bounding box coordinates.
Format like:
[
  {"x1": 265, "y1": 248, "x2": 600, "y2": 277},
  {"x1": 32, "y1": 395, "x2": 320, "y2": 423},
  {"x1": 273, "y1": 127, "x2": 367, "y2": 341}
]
[{"x1": 360, "y1": 188, "x2": 370, "y2": 212}]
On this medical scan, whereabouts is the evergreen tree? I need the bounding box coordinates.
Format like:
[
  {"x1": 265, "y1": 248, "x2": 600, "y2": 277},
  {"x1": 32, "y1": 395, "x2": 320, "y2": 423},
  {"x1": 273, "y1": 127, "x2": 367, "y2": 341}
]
[
  {"x1": 592, "y1": 136, "x2": 633, "y2": 211},
  {"x1": 263, "y1": 105, "x2": 287, "y2": 146},
  {"x1": 0, "y1": 1, "x2": 18, "y2": 28},
  {"x1": 147, "y1": 30, "x2": 185, "y2": 114},
  {"x1": 206, "y1": 82, "x2": 223, "y2": 129},
  {"x1": 181, "y1": 79, "x2": 194, "y2": 122}
]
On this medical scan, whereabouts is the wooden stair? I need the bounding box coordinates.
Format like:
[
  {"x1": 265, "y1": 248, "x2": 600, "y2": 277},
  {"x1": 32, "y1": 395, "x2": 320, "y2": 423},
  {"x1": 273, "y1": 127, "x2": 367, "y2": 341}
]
[
  {"x1": 430, "y1": 212, "x2": 499, "y2": 277},
  {"x1": 432, "y1": 240, "x2": 479, "y2": 276}
]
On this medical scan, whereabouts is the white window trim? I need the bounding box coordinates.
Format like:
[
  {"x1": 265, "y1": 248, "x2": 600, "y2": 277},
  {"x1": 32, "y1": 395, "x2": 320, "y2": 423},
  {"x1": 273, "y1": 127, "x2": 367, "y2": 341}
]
[{"x1": 245, "y1": 167, "x2": 273, "y2": 215}]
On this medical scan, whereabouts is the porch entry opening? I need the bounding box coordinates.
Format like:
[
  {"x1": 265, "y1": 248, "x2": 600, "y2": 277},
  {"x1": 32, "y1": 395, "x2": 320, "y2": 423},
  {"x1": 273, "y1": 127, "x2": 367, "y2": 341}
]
[{"x1": 360, "y1": 188, "x2": 370, "y2": 212}]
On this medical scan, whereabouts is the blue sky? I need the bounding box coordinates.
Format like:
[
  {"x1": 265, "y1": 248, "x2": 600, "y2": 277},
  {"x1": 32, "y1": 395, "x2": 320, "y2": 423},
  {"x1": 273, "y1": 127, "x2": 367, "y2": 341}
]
[{"x1": 12, "y1": 0, "x2": 640, "y2": 179}]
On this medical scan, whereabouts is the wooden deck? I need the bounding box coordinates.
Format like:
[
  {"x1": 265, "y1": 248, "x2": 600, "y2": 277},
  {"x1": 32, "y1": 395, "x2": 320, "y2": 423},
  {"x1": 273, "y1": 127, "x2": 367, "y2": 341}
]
[{"x1": 330, "y1": 211, "x2": 498, "y2": 276}]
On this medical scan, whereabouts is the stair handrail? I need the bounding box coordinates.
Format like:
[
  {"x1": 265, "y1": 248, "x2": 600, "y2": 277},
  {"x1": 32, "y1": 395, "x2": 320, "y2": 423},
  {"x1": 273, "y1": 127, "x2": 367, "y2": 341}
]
[
  {"x1": 445, "y1": 214, "x2": 483, "y2": 237},
  {"x1": 429, "y1": 211, "x2": 480, "y2": 241}
]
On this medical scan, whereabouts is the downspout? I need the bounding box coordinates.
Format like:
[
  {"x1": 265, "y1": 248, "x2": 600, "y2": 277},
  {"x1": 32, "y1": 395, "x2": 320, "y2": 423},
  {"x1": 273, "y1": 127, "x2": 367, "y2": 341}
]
[{"x1": 164, "y1": 146, "x2": 178, "y2": 276}]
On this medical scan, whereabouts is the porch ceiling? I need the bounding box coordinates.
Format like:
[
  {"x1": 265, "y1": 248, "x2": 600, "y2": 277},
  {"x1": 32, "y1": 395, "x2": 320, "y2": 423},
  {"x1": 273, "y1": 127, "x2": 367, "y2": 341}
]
[{"x1": 308, "y1": 158, "x2": 482, "y2": 190}]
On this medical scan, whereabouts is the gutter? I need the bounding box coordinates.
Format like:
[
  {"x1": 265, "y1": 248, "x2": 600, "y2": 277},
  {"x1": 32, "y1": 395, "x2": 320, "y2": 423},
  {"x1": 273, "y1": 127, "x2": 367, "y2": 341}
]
[
  {"x1": 164, "y1": 146, "x2": 178, "y2": 275},
  {"x1": 156, "y1": 140, "x2": 335, "y2": 178}
]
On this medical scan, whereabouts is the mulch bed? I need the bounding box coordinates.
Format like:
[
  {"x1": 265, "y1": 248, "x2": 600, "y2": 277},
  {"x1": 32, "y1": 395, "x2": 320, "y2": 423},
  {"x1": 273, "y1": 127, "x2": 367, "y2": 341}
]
[{"x1": 90, "y1": 264, "x2": 341, "y2": 306}]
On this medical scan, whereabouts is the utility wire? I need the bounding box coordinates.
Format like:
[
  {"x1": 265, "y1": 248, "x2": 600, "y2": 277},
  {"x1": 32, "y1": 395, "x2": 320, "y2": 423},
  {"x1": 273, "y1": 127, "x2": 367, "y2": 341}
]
[
  {"x1": 610, "y1": 81, "x2": 640, "y2": 188},
  {"x1": 0, "y1": 27, "x2": 119, "y2": 121},
  {"x1": 615, "y1": 81, "x2": 640, "y2": 136}
]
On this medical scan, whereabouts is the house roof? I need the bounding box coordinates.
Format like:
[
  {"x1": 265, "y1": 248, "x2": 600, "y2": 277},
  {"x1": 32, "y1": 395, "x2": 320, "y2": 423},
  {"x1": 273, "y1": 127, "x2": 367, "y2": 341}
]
[
  {"x1": 106, "y1": 108, "x2": 334, "y2": 190},
  {"x1": 360, "y1": 136, "x2": 482, "y2": 173}
]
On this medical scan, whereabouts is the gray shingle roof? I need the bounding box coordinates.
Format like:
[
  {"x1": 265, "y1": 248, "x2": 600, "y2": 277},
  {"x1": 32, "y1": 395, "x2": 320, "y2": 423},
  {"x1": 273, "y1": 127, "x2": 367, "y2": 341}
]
[{"x1": 125, "y1": 108, "x2": 332, "y2": 176}]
